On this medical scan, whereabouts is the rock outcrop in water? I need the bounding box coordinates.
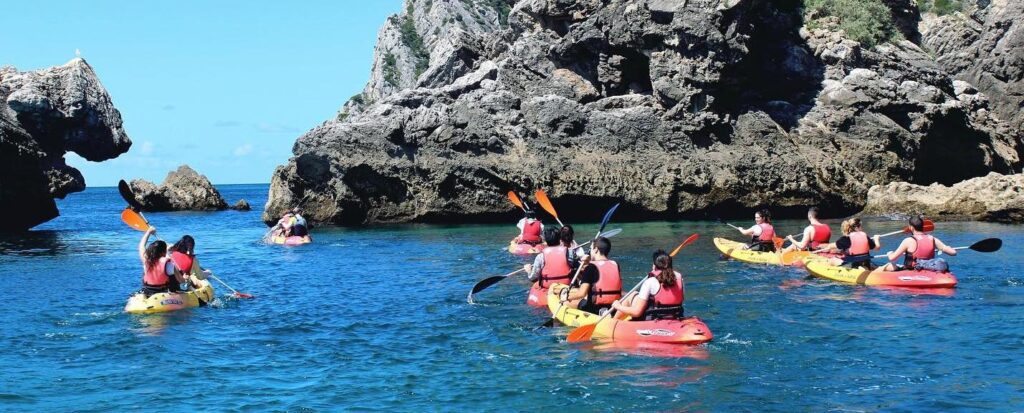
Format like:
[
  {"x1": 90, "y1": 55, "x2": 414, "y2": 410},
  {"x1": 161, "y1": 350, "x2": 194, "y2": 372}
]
[
  {"x1": 129, "y1": 165, "x2": 228, "y2": 211},
  {"x1": 863, "y1": 172, "x2": 1024, "y2": 222},
  {"x1": 0, "y1": 58, "x2": 132, "y2": 231},
  {"x1": 265, "y1": 0, "x2": 1023, "y2": 226}
]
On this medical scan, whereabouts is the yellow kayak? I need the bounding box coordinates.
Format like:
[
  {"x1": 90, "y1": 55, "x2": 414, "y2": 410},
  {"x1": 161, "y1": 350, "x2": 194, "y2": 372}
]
[
  {"x1": 546, "y1": 284, "x2": 712, "y2": 344},
  {"x1": 714, "y1": 237, "x2": 784, "y2": 265},
  {"x1": 124, "y1": 279, "x2": 215, "y2": 314}
]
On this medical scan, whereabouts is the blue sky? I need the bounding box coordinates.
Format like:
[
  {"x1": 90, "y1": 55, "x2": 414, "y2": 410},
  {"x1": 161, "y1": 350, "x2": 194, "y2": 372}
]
[{"x1": 0, "y1": 0, "x2": 402, "y2": 185}]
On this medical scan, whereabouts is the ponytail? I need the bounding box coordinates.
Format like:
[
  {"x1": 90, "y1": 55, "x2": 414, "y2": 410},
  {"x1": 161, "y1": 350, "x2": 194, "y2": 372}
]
[{"x1": 653, "y1": 254, "x2": 676, "y2": 287}]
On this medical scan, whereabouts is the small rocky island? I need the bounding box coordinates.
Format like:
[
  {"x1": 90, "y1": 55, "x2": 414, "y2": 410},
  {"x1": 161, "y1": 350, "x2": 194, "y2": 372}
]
[
  {"x1": 0, "y1": 58, "x2": 132, "y2": 231},
  {"x1": 129, "y1": 165, "x2": 229, "y2": 211}
]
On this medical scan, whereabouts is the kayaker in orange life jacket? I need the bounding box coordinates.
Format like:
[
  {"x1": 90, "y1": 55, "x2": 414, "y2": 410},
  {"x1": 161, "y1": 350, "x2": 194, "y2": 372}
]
[
  {"x1": 825, "y1": 218, "x2": 881, "y2": 269},
  {"x1": 736, "y1": 209, "x2": 776, "y2": 252},
  {"x1": 169, "y1": 235, "x2": 209, "y2": 288},
  {"x1": 612, "y1": 250, "x2": 685, "y2": 321},
  {"x1": 877, "y1": 216, "x2": 956, "y2": 272},
  {"x1": 524, "y1": 225, "x2": 585, "y2": 288},
  {"x1": 138, "y1": 227, "x2": 190, "y2": 297},
  {"x1": 560, "y1": 236, "x2": 622, "y2": 315},
  {"x1": 781, "y1": 207, "x2": 831, "y2": 253},
  {"x1": 513, "y1": 210, "x2": 544, "y2": 245}
]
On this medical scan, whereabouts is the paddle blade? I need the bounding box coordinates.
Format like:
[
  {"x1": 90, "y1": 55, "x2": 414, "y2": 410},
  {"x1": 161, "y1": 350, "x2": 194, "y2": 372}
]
[
  {"x1": 470, "y1": 275, "x2": 508, "y2": 296},
  {"x1": 567, "y1": 323, "x2": 597, "y2": 343},
  {"x1": 507, "y1": 191, "x2": 524, "y2": 210},
  {"x1": 781, "y1": 250, "x2": 812, "y2": 266},
  {"x1": 670, "y1": 233, "x2": 700, "y2": 256},
  {"x1": 539, "y1": 318, "x2": 556, "y2": 328},
  {"x1": 597, "y1": 203, "x2": 620, "y2": 235},
  {"x1": 773, "y1": 236, "x2": 785, "y2": 251},
  {"x1": 233, "y1": 292, "x2": 254, "y2": 299},
  {"x1": 598, "y1": 228, "x2": 622, "y2": 239},
  {"x1": 923, "y1": 219, "x2": 935, "y2": 233},
  {"x1": 534, "y1": 189, "x2": 558, "y2": 221},
  {"x1": 118, "y1": 179, "x2": 144, "y2": 210},
  {"x1": 970, "y1": 238, "x2": 1002, "y2": 253},
  {"x1": 121, "y1": 208, "x2": 150, "y2": 231}
]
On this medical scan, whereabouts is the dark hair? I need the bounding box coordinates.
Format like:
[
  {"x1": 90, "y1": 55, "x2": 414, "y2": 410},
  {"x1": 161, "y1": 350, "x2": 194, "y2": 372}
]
[
  {"x1": 808, "y1": 207, "x2": 819, "y2": 218},
  {"x1": 559, "y1": 225, "x2": 574, "y2": 247},
  {"x1": 909, "y1": 215, "x2": 924, "y2": 231},
  {"x1": 593, "y1": 236, "x2": 611, "y2": 257},
  {"x1": 653, "y1": 253, "x2": 677, "y2": 286},
  {"x1": 543, "y1": 226, "x2": 560, "y2": 246},
  {"x1": 525, "y1": 210, "x2": 536, "y2": 219},
  {"x1": 145, "y1": 240, "x2": 167, "y2": 270},
  {"x1": 758, "y1": 209, "x2": 772, "y2": 223},
  {"x1": 652, "y1": 249, "x2": 669, "y2": 262},
  {"x1": 170, "y1": 235, "x2": 195, "y2": 256}
]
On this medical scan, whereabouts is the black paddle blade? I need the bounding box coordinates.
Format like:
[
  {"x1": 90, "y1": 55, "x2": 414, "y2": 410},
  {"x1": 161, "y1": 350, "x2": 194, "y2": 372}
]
[
  {"x1": 539, "y1": 318, "x2": 555, "y2": 328},
  {"x1": 971, "y1": 238, "x2": 1002, "y2": 253},
  {"x1": 596, "y1": 203, "x2": 620, "y2": 236},
  {"x1": 118, "y1": 179, "x2": 143, "y2": 210},
  {"x1": 470, "y1": 275, "x2": 508, "y2": 295}
]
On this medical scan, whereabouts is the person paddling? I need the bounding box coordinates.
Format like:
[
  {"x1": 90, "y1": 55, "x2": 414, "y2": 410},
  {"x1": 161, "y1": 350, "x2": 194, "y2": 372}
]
[
  {"x1": 782, "y1": 207, "x2": 831, "y2": 253},
  {"x1": 290, "y1": 207, "x2": 310, "y2": 240},
  {"x1": 524, "y1": 227, "x2": 572, "y2": 289},
  {"x1": 737, "y1": 209, "x2": 776, "y2": 252},
  {"x1": 138, "y1": 227, "x2": 190, "y2": 297},
  {"x1": 168, "y1": 235, "x2": 210, "y2": 288},
  {"x1": 559, "y1": 236, "x2": 622, "y2": 315},
  {"x1": 826, "y1": 218, "x2": 881, "y2": 269},
  {"x1": 611, "y1": 250, "x2": 684, "y2": 320},
  {"x1": 877, "y1": 216, "x2": 956, "y2": 272},
  {"x1": 513, "y1": 210, "x2": 543, "y2": 246}
]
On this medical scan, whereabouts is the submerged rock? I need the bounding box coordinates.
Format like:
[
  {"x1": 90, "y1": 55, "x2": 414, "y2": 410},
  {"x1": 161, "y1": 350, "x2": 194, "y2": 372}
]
[
  {"x1": 0, "y1": 58, "x2": 132, "y2": 231},
  {"x1": 129, "y1": 165, "x2": 228, "y2": 211},
  {"x1": 862, "y1": 173, "x2": 1024, "y2": 222},
  {"x1": 265, "y1": 0, "x2": 1023, "y2": 226}
]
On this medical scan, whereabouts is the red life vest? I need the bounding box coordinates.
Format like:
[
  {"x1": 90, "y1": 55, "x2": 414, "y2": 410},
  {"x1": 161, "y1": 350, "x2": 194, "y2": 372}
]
[
  {"x1": 170, "y1": 251, "x2": 194, "y2": 273},
  {"x1": 757, "y1": 223, "x2": 775, "y2": 242},
  {"x1": 649, "y1": 270, "x2": 684, "y2": 307},
  {"x1": 539, "y1": 246, "x2": 571, "y2": 287},
  {"x1": 591, "y1": 260, "x2": 622, "y2": 305},
  {"x1": 521, "y1": 220, "x2": 541, "y2": 243},
  {"x1": 143, "y1": 257, "x2": 171, "y2": 287},
  {"x1": 810, "y1": 223, "x2": 831, "y2": 249},
  {"x1": 905, "y1": 234, "x2": 935, "y2": 266},
  {"x1": 848, "y1": 231, "x2": 870, "y2": 256}
]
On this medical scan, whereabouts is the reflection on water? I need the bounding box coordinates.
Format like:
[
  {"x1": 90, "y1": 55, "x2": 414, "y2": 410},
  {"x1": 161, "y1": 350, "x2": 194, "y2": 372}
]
[
  {"x1": 0, "y1": 231, "x2": 67, "y2": 257},
  {"x1": 129, "y1": 310, "x2": 196, "y2": 336}
]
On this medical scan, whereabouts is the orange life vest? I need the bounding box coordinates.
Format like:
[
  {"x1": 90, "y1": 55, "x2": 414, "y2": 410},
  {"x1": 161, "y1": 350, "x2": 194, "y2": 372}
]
[
  {"x1": 810, "y1": 223, "x2": 831, "y2": 249},
  {"x1": 521, "y1": 220, "x2": 541, "y2": 243},
  {"x1": 143, "y1": 257, "x2": 171, "y2": 287},
  {"x1": 848, "y1": 231, "x2": 870, "y2": 256},
  {"x1": 591, "y1": 260, "x2": 622, "y2": 305},
  {"x1": 170, "y1": 251, "x2": 194, "y2": 273},
  {"x1": 905, "y1": 234, "x2": 935, "y2": 267},
  {"x1": 539, "y1": 246, "x2": 571, "y2": 288}
]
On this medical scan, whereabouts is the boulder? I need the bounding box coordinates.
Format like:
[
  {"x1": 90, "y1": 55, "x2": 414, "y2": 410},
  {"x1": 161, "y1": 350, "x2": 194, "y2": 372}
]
[
  {"x1": 231, "y1": 199, "x2": 252, "y2": 211},
  {"x1": 129, "y1": 165, "x2": 228, "y2": 211},
  {"x1": 862, "y1": 173, "x2": 1024, "y2": 222}
]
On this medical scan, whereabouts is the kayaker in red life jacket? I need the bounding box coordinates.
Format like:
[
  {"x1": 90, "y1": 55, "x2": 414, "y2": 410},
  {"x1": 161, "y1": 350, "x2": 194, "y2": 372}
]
[
  {"x1": 612, "y1": 250, "x2": 685, "y2": 321},
  {"x1": 877, "y1": 216, "x2": 956, "y2": 272},
  {"x1": 782, "y1": 207, "x2": 831, "y2": 253},
  {"x1": 513, "y1": 210, "x2": 544, "y2": 245},
  {"x1": 737, "y1": 209, "x2": 776, "y2": 252},
  {"x1": 169, "y1": 235, "x2": 208, "y2": 289},
  {"x1": 560, "y1": 236, "x2": 622, "y2": 315},
  {"x1": 138, "y1": 227, "x2": 189, "y2": 297},
  {"x1": 825, "y1": 218, "x2": 881, "y2": 269},
  {"x1": 524, "y1": 225, "x2": 584, "y2": 288}
]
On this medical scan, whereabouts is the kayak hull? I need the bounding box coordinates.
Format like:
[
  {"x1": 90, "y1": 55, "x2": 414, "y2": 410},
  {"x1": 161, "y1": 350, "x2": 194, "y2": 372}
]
[
  {"x1": 124, "y1": 279, "x2": 215, "y2": 314},
  {"x1": 508, "y1": 241, "x2": 541, "y2": 256},
  {"x1": 804, "y1": 258, "x2": 957, "y2": 288},
  {"x1": 272, "y1": 235, "x2": 311, "y2": 245},
  {"x1": 714, "y1": 237, "x2": 837, "y2": 267},
  {"x1": 527, "y1": 283, "x2": 548, "y2": 307},
  {"x1": 546, "y1": 284, "x2": 712, "y2": 344}
]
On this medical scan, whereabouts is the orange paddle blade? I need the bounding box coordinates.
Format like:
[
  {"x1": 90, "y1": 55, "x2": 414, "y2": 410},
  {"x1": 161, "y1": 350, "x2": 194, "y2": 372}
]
[
  {"x1": 670, "y1": 233, "x2": 699, "y2": 256},
  {"x1": 506, "y1": 191, "x2": 524, "y2": 210},
  {"x1": 923, "y1": 219, "x2": 935, "y2": 232},
  {"x1": 121, "y1": 208, "x2": 150, "y2": 231},
  {"x1": 534, "y1": 189, "x2": 559, "y2": 221},
  {"x1": 773, "y1": 236, "x2": 785, "y2": 250},
  {"x1": 566, "y1": 323, "x2": 598, "y2": 343},
  {"x1": 781, "y1": 250, "x2": 811, "y2": 266}
]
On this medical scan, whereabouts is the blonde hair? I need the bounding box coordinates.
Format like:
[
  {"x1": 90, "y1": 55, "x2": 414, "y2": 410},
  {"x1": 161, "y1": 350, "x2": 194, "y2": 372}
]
[{"x1": 841, "y1": 218, "x2": 862, "y2": 235}]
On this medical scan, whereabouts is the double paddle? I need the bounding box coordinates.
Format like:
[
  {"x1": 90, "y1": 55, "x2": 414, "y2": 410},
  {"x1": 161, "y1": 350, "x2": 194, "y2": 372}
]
[
  {"x1": 871, "y1": 238, "x2": 1002, "y2": 258},
  {"x1": 566, "y1": 233, "x2": 699, "y2": 343}
]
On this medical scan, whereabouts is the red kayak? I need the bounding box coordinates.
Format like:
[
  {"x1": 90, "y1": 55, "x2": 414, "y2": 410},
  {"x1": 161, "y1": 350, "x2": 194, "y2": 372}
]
[
  {"x1": 508, "y1": 240, "x2": 542, "y2": 256},
  {"x1": 527, "y1": 283, "x2": 548, "y2": 307}
]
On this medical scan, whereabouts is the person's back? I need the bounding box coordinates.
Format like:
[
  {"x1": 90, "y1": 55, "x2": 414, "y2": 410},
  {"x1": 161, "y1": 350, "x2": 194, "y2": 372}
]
[
  {"x1": 525, "y1": 227, "x2": 569, "y2": 287},
  {"x1": 612, "y1": 251, "x2": 684, "y2": 321},
  {"x1": 879, "y1": 216, "x2": 956, "y2": 272}
]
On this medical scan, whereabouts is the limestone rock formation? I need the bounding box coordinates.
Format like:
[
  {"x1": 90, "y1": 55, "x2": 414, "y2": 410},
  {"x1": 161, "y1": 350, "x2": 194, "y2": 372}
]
[
  {"x1": 231, "y1": 199, "x2": 252, "y2": 211},
  {"x1": 265, "y1": 0, "x2": 1023, "y2": 226},
  {"x1": 0, "y1": 58, "x2": 132, "y2": 231},
  {"x1": 129, "y1": 165, "x2": 228, "y2": 211},
  {"x1": 863, "y1": 172, "x2": 1024, "y2": 222}
]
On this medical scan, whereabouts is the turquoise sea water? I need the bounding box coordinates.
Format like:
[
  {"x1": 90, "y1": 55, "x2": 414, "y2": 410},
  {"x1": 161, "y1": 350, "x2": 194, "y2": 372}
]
[{"x1": 1, "y1": 184, "x2": 1022, "y2": 411}]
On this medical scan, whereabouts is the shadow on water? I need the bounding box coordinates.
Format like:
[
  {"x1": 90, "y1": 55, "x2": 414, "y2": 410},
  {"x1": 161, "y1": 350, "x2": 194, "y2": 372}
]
[{"x1": 0, "y1": 230, "x2": 67, "y2": 257}]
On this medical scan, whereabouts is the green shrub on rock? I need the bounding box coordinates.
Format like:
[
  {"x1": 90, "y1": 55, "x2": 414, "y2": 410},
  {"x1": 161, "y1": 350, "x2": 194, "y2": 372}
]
[{"x1": 804, "y1": 0, "x2": 900, "y2": 47}]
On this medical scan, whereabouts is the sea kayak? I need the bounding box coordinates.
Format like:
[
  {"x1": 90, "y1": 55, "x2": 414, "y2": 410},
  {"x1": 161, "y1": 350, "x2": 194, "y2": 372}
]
[
  {"x1": 508, "y1": 240, "x2": 541, "y2": 256},
  {"x1": 272, "y1": 235, "x2": 311, "y2": 245},
  {"x1": 714, "y1": 237, "x2": 837, "y2": 266},
  {"x1": 124, "y1": 279, "x2": 215, "y2": 314},
  {"x1": 804, "y1": 258, "x2": 957, "y2": 288},
  {"x1": 546, "y1": 284, "x2": 712, "y2": 344},
  {"x1": 527, "y1": 283, "x2": 548, "y2": 307}
]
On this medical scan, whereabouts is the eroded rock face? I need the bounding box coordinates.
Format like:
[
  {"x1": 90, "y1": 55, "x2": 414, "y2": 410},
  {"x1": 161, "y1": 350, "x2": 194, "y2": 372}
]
[
  {"x1": 0, "y1": 58, "x2": 131, "y2": 231},
  {"x1": 129, "y1": 165, "x2": 228, "y2": 211},
  {"x1": 265, "y1": 0, "x2": 1022, "y2": 226},
  {"x1": 863, "y1": 172, "x2": 1024, "y2": 222}
]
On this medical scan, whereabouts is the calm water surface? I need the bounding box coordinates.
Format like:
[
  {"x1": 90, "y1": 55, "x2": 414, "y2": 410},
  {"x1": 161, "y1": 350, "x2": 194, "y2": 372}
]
[{"x1": 1, "y1": 185, "x2": 1022, "y2": 411}]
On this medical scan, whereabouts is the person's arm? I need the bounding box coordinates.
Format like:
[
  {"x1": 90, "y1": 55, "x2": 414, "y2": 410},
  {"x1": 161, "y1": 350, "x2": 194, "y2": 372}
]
[
  {"x1": 138, "y1": 227, "x2": 155, "y2": 262},
  {"x1": 934, "y1": 238, "x2": 957, "y2": 256},
  {"x1": 613, "y1": 279, "x2": 654, "y2": 318},
  {"x1": 739, "y1": 225, "x2": 759, "y2": 237},
  {"x1": 885, "y1": 239, "x2": 911, "y2": 262},
  {"x1": 567, "y1": 283, "x2": 591, "y2": 301},
  {"x1": 525, "y1": 253, "x2": 545, "y2": 281},
  {"x1": 870, "y1": 234, "x2": 881, "y2": 251},
  {"x1": 565, "y1": 265, "x2": 594, "y2": 300},
  {"x1": 789, "y1": 227, "x2": 813, "y2": 249}
]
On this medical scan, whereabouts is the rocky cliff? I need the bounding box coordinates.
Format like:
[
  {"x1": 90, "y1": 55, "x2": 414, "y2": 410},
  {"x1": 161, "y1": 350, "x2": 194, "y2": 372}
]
[
  {"x1": 129, "y1": 165, "x2": 229, "y2": 211},
  {"x1": 0, "y1": 58, "x2": 131, "y2": 231},
  {"x1": 265, "y1": 0, "x2": 1023, "y2": 226},
  {"x1": 863, "y1": 172, "x2": 1024, "y2": 222}
]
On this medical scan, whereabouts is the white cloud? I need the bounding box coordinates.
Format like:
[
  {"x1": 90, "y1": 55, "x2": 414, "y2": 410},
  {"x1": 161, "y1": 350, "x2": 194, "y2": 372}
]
[
  {"x1": 139, "y1": 141, "x2": 155, "y2": 155},
  {"x1": 233, "y1": 143, "x2": 254, "y2": 157}
]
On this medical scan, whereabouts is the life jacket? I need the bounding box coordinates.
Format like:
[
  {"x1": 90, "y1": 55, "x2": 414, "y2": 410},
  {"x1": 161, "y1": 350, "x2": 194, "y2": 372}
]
[
  {"x1": 170, "y1": 251, "x2": 194, "y2": 273},
  {"x1": 143, "y1": 257, "x2": 171, "y2": 288},
  {"x1": 752, "y1": 223, "x2": 775, "y2": 243},
  {"x1": 809, "y1": 223, "x2": 831, "y2": 249},
  {"x1": 539, "y1": 246, "x2": 571, "y2": 288},
  {"x1": 643, "y1": 270, "x2": 685, "y2": 320},
  {"x1": 904, "y1": 234, "x2": 935, "y2": 268},
  {"x1": 521, "y1": 220, "x2": 541, "y2": 244},
  {"x1": 848, "y1": 231, "x2": 870, "y2": 256},
  {"x1": 590, "y1": 260, "x2": 622, "y2": 305}
]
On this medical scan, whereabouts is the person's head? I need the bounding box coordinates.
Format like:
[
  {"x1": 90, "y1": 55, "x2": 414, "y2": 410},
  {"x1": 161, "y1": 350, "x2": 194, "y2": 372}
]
[
  {"x1": 808, "y1": 207, "x2": 820, "y2": 220},
  {"x1": 755, "y1": 209, "x2": 771, "y2": 224},
  {"x1": 170, "y1": 235, "x2": 195, "y2": 256},
  {"x1": 559, "y1": 225, "x2": 574, "y2": 247},
  {"x1": 653, "y1": 250, "x2": 677, "y2": 286},
  {"x1": 525, "y1": 210, "x2": 536, "y2": 220},
  {"x1": 543, "y1": 226, "x2": 560, "y2": 246},
  {"x1": 145, "y1": 240, "x2": 167, "y2": 270},
  {"x1": 841, "y1": 217, "x2": 863, "y2": 235},
  {"x1": 909, "y1": 215, "x2": 925, "y2": 232},
  {"x1": 591, "y1": 236, "x2": 611, "y2": 258}
]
